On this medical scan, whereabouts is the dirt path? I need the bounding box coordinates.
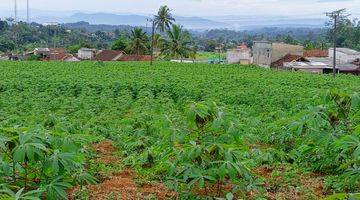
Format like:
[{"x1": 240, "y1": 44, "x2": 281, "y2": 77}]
[{"x1": 70, "y1": 140, "x2": 176, "y2": 200}]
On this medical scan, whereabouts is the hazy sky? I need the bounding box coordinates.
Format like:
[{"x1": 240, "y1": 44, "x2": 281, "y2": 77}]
[{"x1": 2, "y1": 0, "x2": 360, "y2": 17}]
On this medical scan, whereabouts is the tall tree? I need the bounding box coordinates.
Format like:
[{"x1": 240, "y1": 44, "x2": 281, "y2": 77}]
[
  {"x1": 161, "y1": 24, "x2": 190, "y2": 60},
  {"x1": 154, "y1": 6, "x2": 175, "y2": 32},
  {"x1": 128, "y1": 27, "x2": 149, "y2": 55}
]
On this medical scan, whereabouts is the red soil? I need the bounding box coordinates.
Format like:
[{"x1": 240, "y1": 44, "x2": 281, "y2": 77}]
[{"x1": 70, "y1": 140, "x2": 176, "y2": 200}]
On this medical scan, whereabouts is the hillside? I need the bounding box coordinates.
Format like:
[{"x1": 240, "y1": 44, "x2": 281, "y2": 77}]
[{"x1": 0, "y1": 61, "x2": 359, "y2": 199}]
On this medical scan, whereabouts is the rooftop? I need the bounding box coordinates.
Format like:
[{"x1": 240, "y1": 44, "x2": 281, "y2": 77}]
[
  {"x1": 79, "y1": 48, "x2": 96, "y2": 51},
  {"x1": 95, "y1": 50, "x2": 124, "y2": 61},
  {"x1": 330, "y1": 48, "x2": 360, "y2": 55},
  {"x1": 304, "y1": 49, "x2": 328, "y2": 57}
]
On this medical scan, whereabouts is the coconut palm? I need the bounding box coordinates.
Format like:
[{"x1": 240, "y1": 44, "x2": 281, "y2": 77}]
[
  {"x1": 154, "y1": 6, "x2": 175, "y2": 32},
  {"x1": 161, "y1": 24, "x2": 191, "y2": 60},
  {"x1": 128, "y1": 27, "x2": 149, "y2": 55},
  {"x1": 153, "y1": 33, "x2": 164, "y2": 52}
]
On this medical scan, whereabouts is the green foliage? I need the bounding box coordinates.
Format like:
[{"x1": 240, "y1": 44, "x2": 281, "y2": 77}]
[
  {"x1": 161, "y1": 24, "x2": 191, "y2": 60},
  {"x1": 154, "y1": 5, "x2": 175, "y2": 32},
  {"x1": 128, "y1": 27, "x2": 149, "y2": 55},
  {"x1": 1, "y1": 61, "x2": 360, "y2": 198},
  {"x1": 0, "y1": 127, "x2": 96, "y2": 199},
  {"x1": 0, "y1": 37, "x2": 15, "y2": 52},
  {"x1": 111, "y1": 34, "x2": 128, "y2": 52},
  {"x1": 26, "y1": 54, "x2": 42, "y2": 61}
]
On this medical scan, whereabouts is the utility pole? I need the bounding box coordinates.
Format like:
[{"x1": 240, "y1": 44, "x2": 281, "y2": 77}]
[{"x1": 326, "y1": 9, "x2": 349, "y2": 78}]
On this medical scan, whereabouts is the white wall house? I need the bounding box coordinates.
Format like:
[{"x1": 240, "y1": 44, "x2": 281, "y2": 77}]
[
  {"x1": 329, "y1": 48, "x2": 360, "y2": 64},
  {"x1": 78, "y1": 48, "x2": 96, "y2": 60},
  {"x1": 227, "y1": 48, "x2": 252, "y2": 64},
  {"x1": 252, "y1": 41, "x2": 304, "y2": 67}
]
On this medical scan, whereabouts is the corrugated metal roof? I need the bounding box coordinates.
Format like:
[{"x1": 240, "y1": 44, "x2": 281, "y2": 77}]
[{"x1": 330, "y1": 48, "x2": 360, "y2": 55}]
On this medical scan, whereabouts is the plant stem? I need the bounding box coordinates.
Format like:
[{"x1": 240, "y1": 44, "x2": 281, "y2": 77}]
[{"x1": 24, "y1": 162, "x2": 28, "y2": 189}]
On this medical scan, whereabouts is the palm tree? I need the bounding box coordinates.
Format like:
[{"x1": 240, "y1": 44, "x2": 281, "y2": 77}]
[
  {"x1": 153, "y1": 33, "x2": 163, "y2": 53},
  {"x1": 189, "y1": 45, "x2": 198, "y2": 62},
  {"x1": 128, "y1": 27, "x2": 149, "y2": 55},
  {"x1": 161, "y1": 24, "x2": 191, "y2": 60},
  {"x1": 154, "y1": 6, "x2": 175, "y2": 32}
]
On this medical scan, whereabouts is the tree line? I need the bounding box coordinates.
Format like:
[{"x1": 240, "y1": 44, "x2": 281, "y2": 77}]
[
  {"x1": 111, "y1": 6, "x2": 197, "y2": 60},
  {"x1": 0, "y1": 7, "x2": 359, "y2": 58}
]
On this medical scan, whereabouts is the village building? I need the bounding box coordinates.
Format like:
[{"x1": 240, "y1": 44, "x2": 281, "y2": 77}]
[
  {"x1": 252, "y1": 41, "x2": 304, "y2": 67},
  {"x1": 78, "y1": 48, "x2": 97, "y2": 60},
  {"x1": 27, "y1": 48, "x2": 79, "y2": 62},
  {"x1": 226, "y1": 44, "x2": 253, "y2": 64},
  {"x1": 61, "y1": 54, "x2": 80, "y2": 62},
  {"x1": 304, "y1": 49, "x2": 328, "y2": 57},
  {"x1": 284, "y1": 56, "x2": 360, "y2": 75},
  {"x1": 329, "y1": 48, "x2": 360, "y2": 64},
  {"x1": 32, "y1": 48, "x2": 66, "y2": 60},
  {"x1": 284, "y1": 58, "x2": 337, "y2": 74},
  {"x1": 95, "y1": 50, "x2": 125, "y2": 61},
  {"x1": 94, "y1": 50, "x2": 151, "y2": 62},
  {"x1": 272, "y1": 54, "x2": 309, "y2": 69}
]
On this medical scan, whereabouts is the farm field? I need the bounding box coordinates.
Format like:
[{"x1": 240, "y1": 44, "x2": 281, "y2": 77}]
[{"x1": 0, "y1": 61, "x2": 359, "y2": 200}]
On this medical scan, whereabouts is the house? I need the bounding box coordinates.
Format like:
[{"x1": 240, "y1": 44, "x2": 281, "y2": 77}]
[
  {"x1": 284, "y1": 58, "x2": 337, "y2": 74},
  {"x1": 304, "y1": 49, "x2": 328, "y2": 57},
  {"x1": 78, "y1": 48, "x2": 97, "y2": 60},
  {"x1": 95, "y1": 50, "x2": 124, "y2": 61},
  {"x1": 94, "y1": 50, "x2": 151, "y2": 62},
  {"x1": 329, "y1": 48, "x2": 360, "y2": 64},
  {"x1": 32, "y1": 48, "x2": 70, "y2": 61},
  {"x1": 286, "y1": 57, "x2": 359, "y2": 75},
  {"x1": 34, "y1": 48, "x2": 50, "y2": 58},
  {"x1": 29, "y1": 48, "x2": 79, "y2": 62},
  {"x1": 252, "y1": 41, "x2": 304, "y2": 67},
  {"x1": 272, "y1": 54, "x2": 309, "y2": 69},
  {"x1": 227, "y1": 44, "x2": 253, "y2": 64},
  {"x1": 48, "y1": 48, "x2": 67, "y2": 60}
]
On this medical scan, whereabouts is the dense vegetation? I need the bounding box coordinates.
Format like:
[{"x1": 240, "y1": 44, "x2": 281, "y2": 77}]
[
  {"x1": 0, "y1": 61, "x2": 359, "y2": 199},
  {"x1": 1, "y1": 9, "x2": 359, "y2": 55}
]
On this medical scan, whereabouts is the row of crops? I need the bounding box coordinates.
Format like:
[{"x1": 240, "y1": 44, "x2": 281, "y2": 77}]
[{"x1": 0, "y1": 61, "x2": 359, "y2": 199}]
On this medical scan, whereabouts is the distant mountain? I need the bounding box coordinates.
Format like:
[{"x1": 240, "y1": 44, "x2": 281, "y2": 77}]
[
  {"x1": 63, "y1": 21, "x2": 147, "y2": 33},
  {"x1": 34, "y1": 12, "x2": 230, "y2": 30},
  {"x1": 0, "y1": 9, "x2": 328, "y2": 31},
  {"x1": 206, "y1": 15, "x2": 327, "y2": 29}
]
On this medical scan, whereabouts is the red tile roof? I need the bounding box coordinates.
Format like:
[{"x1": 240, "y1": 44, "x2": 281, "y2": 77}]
[
  {"x1": 95, "y1": 50, "x2": 124, "y2": 61},
  {"x1": 304, "y1": 49, "x2": 328, "y2": 57}
]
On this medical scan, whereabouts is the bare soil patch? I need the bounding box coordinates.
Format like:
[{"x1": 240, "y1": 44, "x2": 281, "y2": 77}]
[{"x1": 70, "y1": 140, "x2": 176, "y2": 200}]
